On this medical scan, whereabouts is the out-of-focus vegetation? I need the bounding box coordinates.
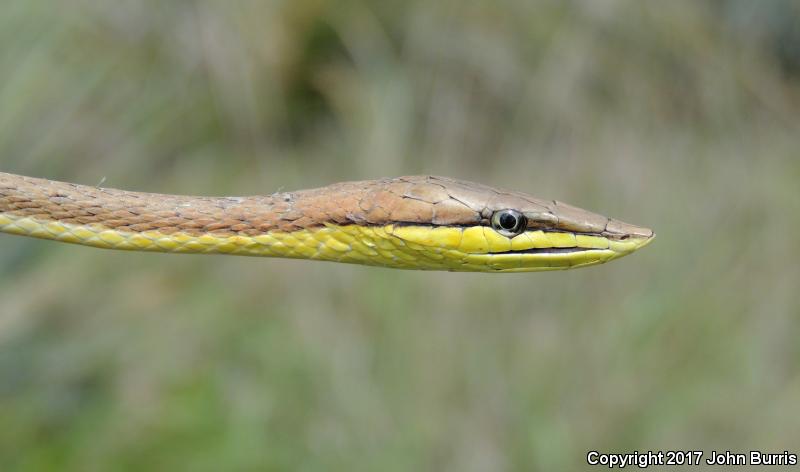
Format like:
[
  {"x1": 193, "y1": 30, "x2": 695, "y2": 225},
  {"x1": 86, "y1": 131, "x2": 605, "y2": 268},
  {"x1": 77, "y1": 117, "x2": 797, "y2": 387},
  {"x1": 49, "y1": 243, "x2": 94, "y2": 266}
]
[{"x1": 1, "y1": 1, "x2": 799, "y2": 470}]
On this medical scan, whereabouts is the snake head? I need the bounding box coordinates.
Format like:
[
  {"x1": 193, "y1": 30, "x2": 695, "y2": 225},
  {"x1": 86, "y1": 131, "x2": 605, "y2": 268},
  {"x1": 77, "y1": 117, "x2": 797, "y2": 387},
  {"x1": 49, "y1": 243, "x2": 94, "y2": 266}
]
[{"x1": 379, "y1": 176, "x2": 655, "y2": 272}]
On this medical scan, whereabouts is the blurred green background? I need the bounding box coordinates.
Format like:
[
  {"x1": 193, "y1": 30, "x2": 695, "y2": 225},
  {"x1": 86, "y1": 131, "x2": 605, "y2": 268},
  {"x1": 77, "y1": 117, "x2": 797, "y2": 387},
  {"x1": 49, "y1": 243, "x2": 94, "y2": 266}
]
[{"x1": 1, "y1": 1, "x2": 799, "y2": 470}]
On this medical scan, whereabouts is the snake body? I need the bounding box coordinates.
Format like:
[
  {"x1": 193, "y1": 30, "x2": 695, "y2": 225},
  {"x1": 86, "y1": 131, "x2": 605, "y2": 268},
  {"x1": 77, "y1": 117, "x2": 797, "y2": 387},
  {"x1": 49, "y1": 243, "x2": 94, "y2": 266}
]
[{"x1": 0, "y1": 172, "x2": 653, "y2": 272}]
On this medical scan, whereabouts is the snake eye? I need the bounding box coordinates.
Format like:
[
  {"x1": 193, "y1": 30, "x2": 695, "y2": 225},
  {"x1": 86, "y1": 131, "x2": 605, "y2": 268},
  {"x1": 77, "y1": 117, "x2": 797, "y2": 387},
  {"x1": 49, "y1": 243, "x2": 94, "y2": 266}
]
[{"x1": 491, "y1": 209, "x2": 526, "y2": 236}]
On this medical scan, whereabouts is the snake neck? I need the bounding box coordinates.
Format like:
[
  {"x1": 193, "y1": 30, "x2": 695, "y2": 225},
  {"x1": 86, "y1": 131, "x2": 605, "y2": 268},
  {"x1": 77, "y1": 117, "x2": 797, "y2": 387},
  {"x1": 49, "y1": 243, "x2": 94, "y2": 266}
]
[{"x1": 0, "y1": 172, "x2": 358, "y2": 259}]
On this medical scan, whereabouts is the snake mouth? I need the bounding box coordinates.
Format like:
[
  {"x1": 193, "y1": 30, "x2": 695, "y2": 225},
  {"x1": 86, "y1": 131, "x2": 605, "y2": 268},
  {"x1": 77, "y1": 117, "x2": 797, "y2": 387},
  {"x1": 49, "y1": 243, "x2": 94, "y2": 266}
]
[
  {"x1": 502, "y1": 247, "x2": 598, "y2": 255},
  {"x1": 494, "y1": 233, "x2": 654, "y2": 257}
]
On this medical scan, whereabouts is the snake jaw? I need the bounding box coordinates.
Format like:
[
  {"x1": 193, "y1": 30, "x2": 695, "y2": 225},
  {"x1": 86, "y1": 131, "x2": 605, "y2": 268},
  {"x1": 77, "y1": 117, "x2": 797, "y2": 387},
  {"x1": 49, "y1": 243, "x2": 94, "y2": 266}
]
[{"x1": 386, "y1": 225, "x2": 653, "y2": 272}]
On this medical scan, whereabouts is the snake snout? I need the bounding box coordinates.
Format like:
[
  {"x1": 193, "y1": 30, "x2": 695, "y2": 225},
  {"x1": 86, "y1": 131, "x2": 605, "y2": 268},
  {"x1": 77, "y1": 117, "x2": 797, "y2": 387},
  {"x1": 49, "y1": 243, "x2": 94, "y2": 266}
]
[{"x1": 606, "y1": 218, "x2": 654, "y2": 241}]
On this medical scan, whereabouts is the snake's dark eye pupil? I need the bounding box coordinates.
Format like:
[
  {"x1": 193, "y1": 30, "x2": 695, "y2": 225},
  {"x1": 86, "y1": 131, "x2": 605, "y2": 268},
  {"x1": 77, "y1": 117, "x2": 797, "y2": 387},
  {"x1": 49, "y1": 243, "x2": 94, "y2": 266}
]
[
  {"x1": 499, "y1": 212, "x2": 518, "y2": 230},
  {"x1": 491, "y1": 209, "x2": 526, "y2": 235}
]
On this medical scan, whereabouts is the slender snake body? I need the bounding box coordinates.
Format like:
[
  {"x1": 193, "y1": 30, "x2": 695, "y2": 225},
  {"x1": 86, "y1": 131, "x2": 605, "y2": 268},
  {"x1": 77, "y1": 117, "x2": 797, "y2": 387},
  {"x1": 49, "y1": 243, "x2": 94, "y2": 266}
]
[{"x1": 0, "y1": 172, "x2": 653, "y2": 272}]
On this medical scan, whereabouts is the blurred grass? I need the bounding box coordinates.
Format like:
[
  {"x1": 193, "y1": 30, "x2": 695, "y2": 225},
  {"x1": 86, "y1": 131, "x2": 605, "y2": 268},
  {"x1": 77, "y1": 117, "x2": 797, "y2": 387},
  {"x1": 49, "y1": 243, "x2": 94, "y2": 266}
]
[{"x1": 1, "y1": 1, "x2": 799, "y2": 470}]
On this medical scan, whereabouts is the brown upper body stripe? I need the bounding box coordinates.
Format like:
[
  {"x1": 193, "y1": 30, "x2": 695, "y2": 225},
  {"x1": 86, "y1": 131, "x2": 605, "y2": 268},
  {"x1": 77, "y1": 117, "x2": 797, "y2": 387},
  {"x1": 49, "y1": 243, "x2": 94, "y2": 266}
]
[{"x1": 0, "y1": 172, "x2": 652, "y2": 239}]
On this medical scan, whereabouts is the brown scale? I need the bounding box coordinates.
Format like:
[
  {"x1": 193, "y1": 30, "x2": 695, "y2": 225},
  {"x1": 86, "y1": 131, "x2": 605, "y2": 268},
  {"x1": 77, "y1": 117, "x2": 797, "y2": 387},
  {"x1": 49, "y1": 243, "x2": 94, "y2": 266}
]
[{"x1": 0, "y1": 172, "x2": 652, "y2": 240}]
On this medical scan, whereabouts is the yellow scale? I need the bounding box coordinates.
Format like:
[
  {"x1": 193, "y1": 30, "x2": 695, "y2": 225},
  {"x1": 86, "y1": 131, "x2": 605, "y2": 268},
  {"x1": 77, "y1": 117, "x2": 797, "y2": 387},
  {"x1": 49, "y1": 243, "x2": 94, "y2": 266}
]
[{"x1": 0, "y1": 213, "x2": 642, "y2": 272}]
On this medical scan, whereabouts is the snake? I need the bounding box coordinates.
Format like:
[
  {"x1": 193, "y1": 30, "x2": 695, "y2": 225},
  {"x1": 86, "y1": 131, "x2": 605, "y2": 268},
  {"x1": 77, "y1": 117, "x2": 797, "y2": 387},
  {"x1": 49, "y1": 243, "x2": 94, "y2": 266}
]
[{"x1": 0, "y1": 172, "x2": 653, "y2": 272}]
